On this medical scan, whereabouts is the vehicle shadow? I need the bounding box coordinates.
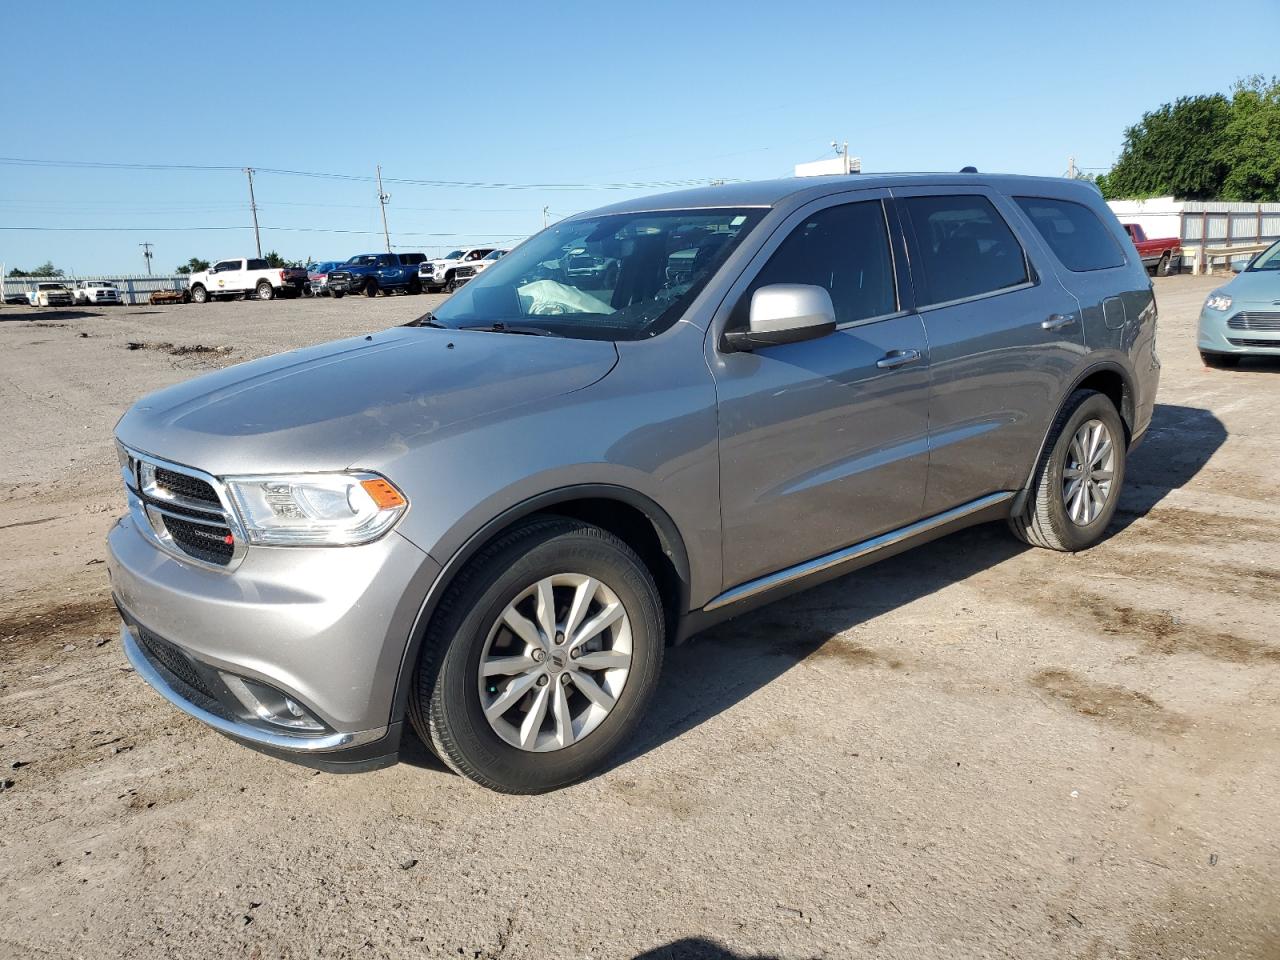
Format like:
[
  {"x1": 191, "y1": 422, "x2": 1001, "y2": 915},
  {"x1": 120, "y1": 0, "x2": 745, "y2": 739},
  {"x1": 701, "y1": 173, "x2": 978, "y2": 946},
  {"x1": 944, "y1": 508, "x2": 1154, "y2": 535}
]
[
  {"x1": 0, "y1": 308, "x2": 100, "y2": 322},
  {"x1": 611, "y1": 401, "x2": 1225, "y2": 772},
  {"x1": 1111, "y1": 401, "x2": 1227, "y2": 531},
  {"x1": 632, "y1": 939, "x2": 792, "y2": 960}
]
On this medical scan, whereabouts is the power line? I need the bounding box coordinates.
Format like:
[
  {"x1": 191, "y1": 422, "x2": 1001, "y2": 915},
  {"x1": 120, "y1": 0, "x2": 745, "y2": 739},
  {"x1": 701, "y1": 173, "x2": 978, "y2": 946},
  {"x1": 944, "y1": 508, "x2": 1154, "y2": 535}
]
[
  {"x1": 0, "y1": 156, "x2": 735, "y2": 191},
  {"x1": 0, "y1": 225, "x2": 527, "y2": 238}
]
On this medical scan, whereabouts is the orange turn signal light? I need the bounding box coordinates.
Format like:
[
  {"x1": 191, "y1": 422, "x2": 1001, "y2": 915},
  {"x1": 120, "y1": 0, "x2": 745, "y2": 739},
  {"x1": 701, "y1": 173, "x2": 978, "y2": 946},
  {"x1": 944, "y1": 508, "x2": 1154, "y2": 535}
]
[{"x1": 361, "y1": 478, "x2": 406, "y2": 510}]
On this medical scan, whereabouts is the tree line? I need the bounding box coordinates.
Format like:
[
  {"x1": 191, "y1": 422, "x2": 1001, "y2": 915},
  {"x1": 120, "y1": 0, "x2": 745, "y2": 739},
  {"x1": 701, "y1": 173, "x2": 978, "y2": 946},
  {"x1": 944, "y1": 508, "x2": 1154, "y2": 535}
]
[
  {"x1": 1098, "y1": 75, "x2": 1280, "y2": 201},
  {"x1": 6, "y1": 252, "x2": 302, "y2": 277}
]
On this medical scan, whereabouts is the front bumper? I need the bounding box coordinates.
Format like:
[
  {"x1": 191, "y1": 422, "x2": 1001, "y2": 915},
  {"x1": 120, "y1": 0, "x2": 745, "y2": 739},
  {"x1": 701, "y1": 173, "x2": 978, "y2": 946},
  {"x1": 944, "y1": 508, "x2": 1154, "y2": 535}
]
[
  {"x1": 107, "y1": 510, "x2": 441, "y2": 765},
  {"x1": 1198, "y1": 306, "x2": 1280, "y2": 355}
]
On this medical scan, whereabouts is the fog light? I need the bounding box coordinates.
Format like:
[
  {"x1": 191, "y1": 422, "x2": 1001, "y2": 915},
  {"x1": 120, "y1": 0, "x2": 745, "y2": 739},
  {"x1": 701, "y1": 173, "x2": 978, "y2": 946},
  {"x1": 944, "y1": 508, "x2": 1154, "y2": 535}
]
[{"x1": 221, "y1": 674, "x2": 327, "y2": 733}]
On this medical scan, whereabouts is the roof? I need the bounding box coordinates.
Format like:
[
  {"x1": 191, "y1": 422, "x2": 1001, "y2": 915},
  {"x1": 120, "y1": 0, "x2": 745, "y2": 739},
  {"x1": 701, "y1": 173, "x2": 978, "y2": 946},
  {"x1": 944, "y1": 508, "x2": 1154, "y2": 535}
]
[{"x1": 584, "y1": 172, "x2": 1100, "y2": 217}]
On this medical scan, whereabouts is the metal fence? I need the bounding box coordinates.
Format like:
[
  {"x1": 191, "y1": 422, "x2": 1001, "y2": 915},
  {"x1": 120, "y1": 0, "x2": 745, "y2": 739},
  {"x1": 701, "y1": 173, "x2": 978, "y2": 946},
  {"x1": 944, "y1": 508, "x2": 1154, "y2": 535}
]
[
  {"x1": 2, "y1": 274, "x2": 188, "y2": 306},
  {"x1": 1180, "y1": 204, "x2": 1280, "y2": 272}
]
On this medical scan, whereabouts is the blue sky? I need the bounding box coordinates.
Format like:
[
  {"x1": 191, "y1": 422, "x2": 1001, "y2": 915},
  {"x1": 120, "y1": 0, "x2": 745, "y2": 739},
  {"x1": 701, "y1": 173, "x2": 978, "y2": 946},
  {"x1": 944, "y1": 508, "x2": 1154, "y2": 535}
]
[{"x1": 3, "y1": 0, "x2": 1277, "y2": 274}]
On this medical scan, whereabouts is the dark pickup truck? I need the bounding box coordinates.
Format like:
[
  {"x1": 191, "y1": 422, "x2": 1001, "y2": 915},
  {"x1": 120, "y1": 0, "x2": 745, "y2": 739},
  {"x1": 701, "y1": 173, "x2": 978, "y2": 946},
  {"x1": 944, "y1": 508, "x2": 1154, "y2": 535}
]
[{"x1": 327, "y1": 252, "x2": 428, "y2": 298}]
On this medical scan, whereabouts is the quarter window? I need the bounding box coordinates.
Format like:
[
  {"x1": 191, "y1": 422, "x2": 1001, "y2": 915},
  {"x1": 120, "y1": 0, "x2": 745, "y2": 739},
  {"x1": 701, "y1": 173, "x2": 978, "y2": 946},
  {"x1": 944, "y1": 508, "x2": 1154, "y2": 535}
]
[
  {"x1": 903, "y1": 195, "x2": 1029, "y2": 306},
  {"x1": 1014, "y1": 196, "x2": 1126, "y2": 272},
  {"x1": 745, "y1": 200, "x2": 897, "y2": 327}
]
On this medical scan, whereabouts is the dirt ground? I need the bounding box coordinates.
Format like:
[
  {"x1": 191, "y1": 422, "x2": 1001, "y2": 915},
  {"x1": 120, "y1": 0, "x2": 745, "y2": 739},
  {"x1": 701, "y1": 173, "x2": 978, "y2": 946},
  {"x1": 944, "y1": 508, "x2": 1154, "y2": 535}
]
[{"x1": 1, "y1": 277, "x2": 1277, "y2": 960}]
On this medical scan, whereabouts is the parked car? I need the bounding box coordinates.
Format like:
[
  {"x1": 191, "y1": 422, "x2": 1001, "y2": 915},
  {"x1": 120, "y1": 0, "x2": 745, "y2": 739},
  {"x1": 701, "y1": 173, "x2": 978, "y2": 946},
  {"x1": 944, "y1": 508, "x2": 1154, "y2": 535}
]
[
  {"x1": 1122, "y1": 223, "x2": 1181, "y2": 276},
  {"x1": 450, "y1": 250, "x2": 509, "y2": 289},
  {"x1": 187, "y1": 258, "x2": 309, "y2": 303},
  {"x1": 419, "y1": 247, "x2": 496, "y2": 293},
  {"x1": 327, "y1": 253, "x2": 427, "y2": 298},
  {"x1": 2, "y1": 292, "x2": 28, "y2": 305},
  {"x1": 1197, "y1": 237, "x2": 1280, "y2": 367},
  {"x1": 73, "y1": 279, "x2": 123, "y2": 306},
  {"x1": 109, "y1": 174, "x2": 1158, "y2": 794},
  {"x1": 27, "y1": 281, "x2": 75, "y2": 306},
  {"x1": 306, "y1": 261, "x2": 344, "y2": 297}
]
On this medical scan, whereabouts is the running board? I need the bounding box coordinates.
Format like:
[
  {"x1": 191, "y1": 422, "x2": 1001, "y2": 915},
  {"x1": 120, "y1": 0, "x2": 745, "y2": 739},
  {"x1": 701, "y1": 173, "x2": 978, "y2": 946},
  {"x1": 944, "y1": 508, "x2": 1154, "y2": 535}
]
[{"x1": 702, "y1": 492, "x2": 1015, "y2": 613}]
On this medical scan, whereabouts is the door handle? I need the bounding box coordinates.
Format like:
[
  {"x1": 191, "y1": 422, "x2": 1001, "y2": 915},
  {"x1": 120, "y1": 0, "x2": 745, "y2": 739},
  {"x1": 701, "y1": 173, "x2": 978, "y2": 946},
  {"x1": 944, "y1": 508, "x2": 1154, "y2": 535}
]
[
  {"x1": 1042, "y1": 313, "x2": 1077, "y2": 331},
  {"x1": 875, "y1": 348, "x2": 923, "y2": 370}
]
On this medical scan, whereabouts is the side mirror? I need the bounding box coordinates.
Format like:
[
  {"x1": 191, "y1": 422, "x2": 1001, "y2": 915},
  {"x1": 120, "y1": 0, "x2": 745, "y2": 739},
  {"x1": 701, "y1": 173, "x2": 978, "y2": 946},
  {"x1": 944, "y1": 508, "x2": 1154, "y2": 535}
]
[{"x1": 722, "y1": 283, "x2": 837, "y2": 352}]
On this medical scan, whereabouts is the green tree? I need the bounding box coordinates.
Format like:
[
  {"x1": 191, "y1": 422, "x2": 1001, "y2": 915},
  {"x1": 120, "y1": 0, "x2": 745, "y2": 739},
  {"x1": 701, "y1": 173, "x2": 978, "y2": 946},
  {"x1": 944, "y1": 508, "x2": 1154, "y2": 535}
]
[
  {"x1": 7, "y1": 261, "x2": 63, "y2": 277},
  {"x1": 175, "y1": 257, "x2": 211, "y2": 275},
  {"x1": 1217, "y1": 75, "x2": 1280, "y2": 202},
  {"x1": 1100, "y1": 93, "x2": 1232, "y2": 200},
  {"x1": 263, "y1": 250, "x2": 302, "y2": 268}
]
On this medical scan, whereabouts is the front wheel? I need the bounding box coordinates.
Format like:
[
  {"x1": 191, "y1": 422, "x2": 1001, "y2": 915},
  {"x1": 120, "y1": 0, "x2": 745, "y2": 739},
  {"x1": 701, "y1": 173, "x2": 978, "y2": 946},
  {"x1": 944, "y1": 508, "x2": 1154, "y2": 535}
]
[
  {"x1": 1008, "y1": 389, "x2": 1126, "y2": 552},
  {"x1": 1200, "y1": 350, "x2": 1239, "y2": 369},
  {"x1": 364, "y1": 279, "x2": 379, "y2": 298},
  {"x1": 409, "y1": 518, "x2": 665, "y2": 794},
  {"x1": 190, "y1": 285, "x2": 208, "y2": 304},
  {"x1": 332, "y1": 289, "x2": 345, "y2": 299}
]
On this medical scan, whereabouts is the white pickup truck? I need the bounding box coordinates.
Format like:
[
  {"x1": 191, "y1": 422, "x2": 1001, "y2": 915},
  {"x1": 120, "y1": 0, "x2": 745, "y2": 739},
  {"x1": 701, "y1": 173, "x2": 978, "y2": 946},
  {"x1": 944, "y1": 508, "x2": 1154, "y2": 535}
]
[
  {"x1": 187, "y1": 258, "x2": 309, "y2": 303},
  {"x1": 73, "y1": 279, "x2": 123, "y2": 305},
  {"x1": 418, "y1": 247, "x2": 498, "y2": 293}
]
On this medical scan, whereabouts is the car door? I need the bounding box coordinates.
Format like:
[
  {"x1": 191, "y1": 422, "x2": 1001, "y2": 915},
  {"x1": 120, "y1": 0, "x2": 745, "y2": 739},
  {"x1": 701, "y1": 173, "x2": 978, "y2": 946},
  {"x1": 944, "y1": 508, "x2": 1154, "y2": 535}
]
[
  {"x1": 894, "y1": 187, "x2": 1085, "y2": 513},
  {"x1": 1010, "y1": 192, "x2": 1151, "y2": 356},
  {"x1": 708, "y1": 192, "x2": 931, "y2": 589}
]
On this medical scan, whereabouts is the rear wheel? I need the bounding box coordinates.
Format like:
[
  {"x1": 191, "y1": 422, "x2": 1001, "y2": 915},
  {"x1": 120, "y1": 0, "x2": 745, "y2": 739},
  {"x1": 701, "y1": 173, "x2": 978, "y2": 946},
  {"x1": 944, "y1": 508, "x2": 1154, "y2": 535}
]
[
  {"x1": 408, "y1": 277, "x2": 422, "y2": 295},
  {"x1": 409, "y1": 518, "x2": 665, "y2": 794},
  {"x1": 1200, "y1": 350, "x2": 1239, "y2": 369},
  {"x1": 1009, "y1": 389, "x2": 1126, "y2": 552},
  {"x1": 190, "y1": 284, "x2": 208, "y2": 304},
  {"x1": 364, "y1": 279, "x2": 379, "y2": 298},
  {"x1": 256, "y1": 280, "x2": 274, "y2": 301},
  {"x1": 1157, "y1": 251, "x2": 1172, "y2": 277}
]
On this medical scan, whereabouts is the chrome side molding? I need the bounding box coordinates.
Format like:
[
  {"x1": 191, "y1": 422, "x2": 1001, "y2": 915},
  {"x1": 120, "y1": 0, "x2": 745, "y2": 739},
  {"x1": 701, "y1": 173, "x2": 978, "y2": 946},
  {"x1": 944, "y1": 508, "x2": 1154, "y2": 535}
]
[{"x1": 703, "y1": 491, "x2": 1015, "y2": 613}]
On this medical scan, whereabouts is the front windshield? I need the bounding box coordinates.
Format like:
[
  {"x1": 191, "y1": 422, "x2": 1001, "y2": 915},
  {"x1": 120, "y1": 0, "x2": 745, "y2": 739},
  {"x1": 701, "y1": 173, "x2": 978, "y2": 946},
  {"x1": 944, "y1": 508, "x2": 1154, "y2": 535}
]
[
  {"x1": 442, "y1": 250, "x2": 464, "y2": 261},
  {"x1": 1246, "y1": 239, "x2": 1280, "y2": 272},
  {"x1": 348, "y1": 255, "x2": 380, "y2": 266},
  {"x1": 427, "y1": 208, "x2": 764, "y2": 341}
]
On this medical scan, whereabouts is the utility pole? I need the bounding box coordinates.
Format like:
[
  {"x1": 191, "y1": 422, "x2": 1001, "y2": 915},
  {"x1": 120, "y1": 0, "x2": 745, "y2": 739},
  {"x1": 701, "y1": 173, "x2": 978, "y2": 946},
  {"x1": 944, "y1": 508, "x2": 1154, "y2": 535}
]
[
  {"x1": 376, "y1": 165, "x2": 392, "y2": 253},
  {"x1": 244, "y1": 168, "x2": 262, "y2": 258},
  {"x1": 542, "y1": 205, "x2": 550, "y2": 230},
  {"x1": 1067, "y1": 156, "x2": 1078, "y2": 180},
  {"x1": 832, "y1": 140, "x2": 850, "y2": 175},
  {"x1": 139, "y1": 242, "x2": 153, "y2": 276}
]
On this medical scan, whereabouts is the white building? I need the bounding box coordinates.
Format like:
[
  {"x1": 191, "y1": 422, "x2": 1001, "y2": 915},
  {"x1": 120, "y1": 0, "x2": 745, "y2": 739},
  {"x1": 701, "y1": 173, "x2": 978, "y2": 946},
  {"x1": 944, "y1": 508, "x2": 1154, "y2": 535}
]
[
  {"x1": 795, "y1": 156, "x2": 862, "y2": 177},
  {"x1": 1107, "y1": 197, "x2": 1280, "y2": 271}
]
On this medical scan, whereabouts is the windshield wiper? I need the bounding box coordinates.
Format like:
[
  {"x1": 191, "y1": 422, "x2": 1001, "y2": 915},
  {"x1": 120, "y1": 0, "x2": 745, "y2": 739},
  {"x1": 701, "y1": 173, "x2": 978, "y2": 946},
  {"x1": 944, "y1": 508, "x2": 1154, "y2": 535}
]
[
  {"x1": 459, "y1": 322, "x2": 562, "y2": 338},
  {"x1": 402, "y1": 312, "x2": 446, "y2": 328}
]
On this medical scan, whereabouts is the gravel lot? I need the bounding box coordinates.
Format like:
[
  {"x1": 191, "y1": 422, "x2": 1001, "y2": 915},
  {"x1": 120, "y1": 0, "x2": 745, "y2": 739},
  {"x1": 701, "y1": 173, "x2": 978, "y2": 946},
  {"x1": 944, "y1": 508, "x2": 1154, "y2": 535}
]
[{"x1": 1, "y1": 278, "x2": 1277, "y2": 960}]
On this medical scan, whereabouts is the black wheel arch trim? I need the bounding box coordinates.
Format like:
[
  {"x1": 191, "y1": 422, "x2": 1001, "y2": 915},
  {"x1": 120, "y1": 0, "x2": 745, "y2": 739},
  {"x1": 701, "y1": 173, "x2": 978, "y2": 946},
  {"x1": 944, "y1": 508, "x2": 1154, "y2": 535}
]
[
  {"x1": 1010, "y1": 360, "x2": 1136, "y2": 517},
  {"x1": 387, "y1": 483, "x2": 693, "y2": 726}
]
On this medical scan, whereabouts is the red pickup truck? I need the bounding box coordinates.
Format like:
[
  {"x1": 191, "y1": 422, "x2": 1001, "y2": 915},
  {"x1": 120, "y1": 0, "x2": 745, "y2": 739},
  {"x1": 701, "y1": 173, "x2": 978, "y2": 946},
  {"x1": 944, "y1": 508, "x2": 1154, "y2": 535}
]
[{"x1": 1123, "y1": 224, "x2": 1181, "y2": 276}]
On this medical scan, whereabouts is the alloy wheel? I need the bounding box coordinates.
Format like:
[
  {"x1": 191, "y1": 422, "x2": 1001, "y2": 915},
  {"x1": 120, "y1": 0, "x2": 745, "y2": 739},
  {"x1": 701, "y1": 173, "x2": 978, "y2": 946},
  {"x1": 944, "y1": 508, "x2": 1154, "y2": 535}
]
[
  {"x1": 477, "y1": 573, "x2": 632, "y2": 752},
  {"x1": 1062, "y1": 418, "x2": 1115, "y2": 526}
]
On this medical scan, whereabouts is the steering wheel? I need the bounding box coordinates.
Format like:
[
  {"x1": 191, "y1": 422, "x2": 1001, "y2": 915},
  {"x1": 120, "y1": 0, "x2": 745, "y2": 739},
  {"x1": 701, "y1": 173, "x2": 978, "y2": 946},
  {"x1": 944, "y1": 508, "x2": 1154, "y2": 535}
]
[{"x1": 529, "y1": 301, "x2": 570, "y2": 316}]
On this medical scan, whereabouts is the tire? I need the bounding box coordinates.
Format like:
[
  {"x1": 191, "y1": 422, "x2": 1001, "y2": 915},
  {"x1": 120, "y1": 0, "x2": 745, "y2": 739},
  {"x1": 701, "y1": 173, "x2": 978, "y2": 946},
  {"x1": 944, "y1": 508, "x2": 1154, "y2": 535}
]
[
  {"x1": 364, "y1": 279, "x2": 379, "y2": 298},
  {"x1": 1008, "y1": 389, "x2": 1126, "y2": 552},
  {"x1": 256, "y1": 280, "x2": 274, "y2": 301},
  {"x1": 1200, "y1": 350, "x2": 1239, "y2": 368},
  {"x1": 332, "y1": 290, "x2": 345, "y2": 299},
  {"x1": 190, "y1": 284, "x2": 208, "y2": 304},
  {"x1": 445, "y1": 278, "x2": 458, "y2": 293},
  {"x1": 427, "y1": 285, "x2": 442, "y2": 294},
  {"x1": 408, "y1": 517, "x2": 665, "y2": 794},
  {"x1": 408, "y1": 277, "x2": 422, "y2": 295},
  {"x1": 1157, "y1": 252, "x2": 1171, "y2": 277}
]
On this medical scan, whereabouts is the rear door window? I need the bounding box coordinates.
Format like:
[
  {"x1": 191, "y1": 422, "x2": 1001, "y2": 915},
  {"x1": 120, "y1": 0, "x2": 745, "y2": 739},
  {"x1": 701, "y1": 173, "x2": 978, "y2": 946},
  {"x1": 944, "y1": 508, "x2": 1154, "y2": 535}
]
[
  {"x1": 1014, "y1": 196, "x2": 1127, "y2": 272},
  {"x1": 744, "y1": 199, "x2": 898, "y2": 326},
  {"x1": 902, "y1": 195, "x2": 1029, "y2": 306},
  {"x1": 247, "y1": 259, "x2": 269, "y2": 270}
]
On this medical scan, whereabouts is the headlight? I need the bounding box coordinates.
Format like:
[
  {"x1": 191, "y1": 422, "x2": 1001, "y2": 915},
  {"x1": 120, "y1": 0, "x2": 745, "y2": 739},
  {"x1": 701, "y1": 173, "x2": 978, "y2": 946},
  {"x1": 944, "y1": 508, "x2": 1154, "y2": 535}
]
[
  {"x1": 1204, "y1": 291, "x2": 1233, "y2": 312},
  {"x1": 223, "y1": 472, "x2": 407, "y2": 546}
]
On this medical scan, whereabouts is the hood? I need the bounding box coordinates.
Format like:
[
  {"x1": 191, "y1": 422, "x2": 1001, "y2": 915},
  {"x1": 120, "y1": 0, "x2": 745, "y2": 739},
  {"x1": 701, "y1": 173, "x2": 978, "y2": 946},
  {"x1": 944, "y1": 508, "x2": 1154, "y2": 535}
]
[
  {"x1": 1223, "y1": 269, "x2": 1280, "y2": 304},
  {"x1": 116, "y1": 328, "x2": 618, "y2": 475}
]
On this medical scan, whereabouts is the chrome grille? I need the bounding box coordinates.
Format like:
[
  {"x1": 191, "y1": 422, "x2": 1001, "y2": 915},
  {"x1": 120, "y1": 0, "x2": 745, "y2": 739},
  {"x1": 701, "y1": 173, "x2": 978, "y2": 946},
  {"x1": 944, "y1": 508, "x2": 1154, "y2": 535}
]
[
  {"x1": 121, "y1": 448, "x2": 242, "y2": 570},
  {"x1": 1228, "y1": 312, "x2": 1280, "y2": 331}
]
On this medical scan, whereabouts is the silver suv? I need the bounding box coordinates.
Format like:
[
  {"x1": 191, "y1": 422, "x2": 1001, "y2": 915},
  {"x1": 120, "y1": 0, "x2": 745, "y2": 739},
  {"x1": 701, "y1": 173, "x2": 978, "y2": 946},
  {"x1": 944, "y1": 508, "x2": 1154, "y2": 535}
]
[{"x1": 109, "y1": 173, "x2": 1159, "y2": 793}]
